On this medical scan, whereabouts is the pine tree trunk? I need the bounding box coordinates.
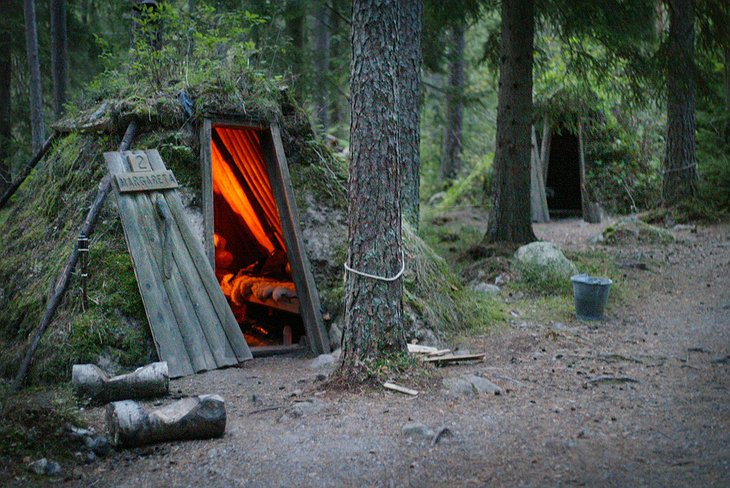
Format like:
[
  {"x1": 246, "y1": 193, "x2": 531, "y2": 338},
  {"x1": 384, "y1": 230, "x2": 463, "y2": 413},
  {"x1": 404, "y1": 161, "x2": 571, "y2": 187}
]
[
  {"x1": 286, "y1": 2, "x2": 306, "y2": 104},
  {"x1": 663, "y1": 0, "x2": 697, "y2": 204},
  {"x1": 341, "y1": 0, "x2": 406, "y2": 374},
  {"x1": 398, "y1": 0, "x2": 422, "y2": 229},
  {"x1": 23, "y1": 0, "x2": 45, "y2": 154},
  {"x1": 441, "y1": 23, "x2": 465, "y2": 182},
  {"x1": 484, "y1": 0, "x2": 536, "y2": 244},
  {"x1": 50, "y1": 0, "x2": 68, "y2": 119},
  {"x1": 0, "y1": 0, "x2": 11, "y2": 193},
  {"x1": 314, "y1": 2, "x2": 330, "y2": 133}
]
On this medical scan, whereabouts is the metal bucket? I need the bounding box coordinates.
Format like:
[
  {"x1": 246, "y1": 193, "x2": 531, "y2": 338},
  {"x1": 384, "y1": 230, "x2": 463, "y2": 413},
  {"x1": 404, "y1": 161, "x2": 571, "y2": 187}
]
[{"x1": 571, "y1": 274, "x2": 612, "y2": 320}]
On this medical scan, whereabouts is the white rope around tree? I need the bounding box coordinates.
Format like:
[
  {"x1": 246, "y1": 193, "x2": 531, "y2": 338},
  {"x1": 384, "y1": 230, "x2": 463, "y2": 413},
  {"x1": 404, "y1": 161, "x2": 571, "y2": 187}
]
[{"x1": 344, "y1": 251, "x2": 405, "y2": 282}]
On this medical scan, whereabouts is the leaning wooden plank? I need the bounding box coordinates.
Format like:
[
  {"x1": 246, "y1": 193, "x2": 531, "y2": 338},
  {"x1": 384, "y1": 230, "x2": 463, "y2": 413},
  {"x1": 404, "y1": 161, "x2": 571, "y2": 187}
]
[
  {"x1": 162, "y1": 197, "x2": 239, "y2": 368},
  {"x1": 12, "y1": 122, "x2": 138, "y2": 391},
  {"x1": 383, "y1": 382, "x2": 419, "y2": 396},
  {"x1": 106, "y1": 395, "x2": 226, "y2": 447},
  {"x1": 128, "y1": 177, "x2": 218, "y2": 373},
  {"x1": 145, "y1": 150, "x2": 251, "y2": 362},
  {"x1": 72, "y1": 362, "x2": 169, "y2": 404},
  {"x1": 421, "y1": 353, "x2": 486, "y2": 365},
  {"x1": 0, "y1": 132, "x2": 56, "y2": 209},
  {"x1": 105, "y1": 152, "x2": 194, "y2": 378},
  {"x1": 262, "y1": 126, "x2": 330, "y2": 355}
]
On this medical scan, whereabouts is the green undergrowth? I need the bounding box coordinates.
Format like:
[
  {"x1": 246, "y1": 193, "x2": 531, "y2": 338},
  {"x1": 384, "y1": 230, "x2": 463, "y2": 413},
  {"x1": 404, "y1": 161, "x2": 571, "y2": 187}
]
[
  {"x1": 403, "y1": 224, "x2": 505, "y2": 339},
  {"x1": 0, "y1": 132, "x2": 152, "y2": 384},
  {"x1": 508, "y1": 249, "x2": 625, "y2": 323},
  {"x1": 0, "y1": 382, "x2": 82, "y2": 471}
]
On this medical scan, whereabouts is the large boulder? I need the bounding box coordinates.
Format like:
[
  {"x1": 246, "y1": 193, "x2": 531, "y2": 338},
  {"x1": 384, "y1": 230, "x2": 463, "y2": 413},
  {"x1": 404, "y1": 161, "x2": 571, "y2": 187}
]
[{"x1": 513, "y1": 242, "x2": 578, "y2": 278}]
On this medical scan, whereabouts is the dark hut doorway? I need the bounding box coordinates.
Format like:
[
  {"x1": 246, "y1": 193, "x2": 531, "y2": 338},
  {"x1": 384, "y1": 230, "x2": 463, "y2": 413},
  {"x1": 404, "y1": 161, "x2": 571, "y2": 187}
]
[
  {"x1": 545, "y1": 129, "x2": 582, "y2": 217},
  {"x1": 200, "y1": 120, "x2": 330, "y2": 356}
]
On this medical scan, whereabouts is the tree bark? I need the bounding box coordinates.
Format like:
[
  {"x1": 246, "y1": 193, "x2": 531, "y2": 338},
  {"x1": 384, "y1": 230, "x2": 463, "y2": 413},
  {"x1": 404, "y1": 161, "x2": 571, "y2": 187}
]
[
  {"x1": 106, "y1": 395, "x2": 226, "y2": 447},
  {"x1": 286, "y1": 1, "x2": 306, "y2": 104},
  {"x1": 341, "y1": 0, "x2": 406, "y2": 374},
  {"x1": 314, "y1": 1, "x2": 331, "y2": 133},
  {"x1": 50, "y1": 0, "x2": 68, "y2": 119},
  {"x1": 23, "y1": 0, "x2": 46, "y2": 153},
  {"x1": 484, "y1": 0, "x2": 536, "y2": 244},
  {"x1": 72, "y1": 362, "x2": 169, "y2": 404},
  {"x1": 0, "y1": 0, "x2": 12, "y2": 194},
  {"x1": 441, "y1": 23, "x2": 465, "y2": 182},
  {"x1": 663, "y1": 0, "x2": 697, "y2": 204},
  {"x1": 398, "y1": 0, "x2": 422, "y2": 229}
]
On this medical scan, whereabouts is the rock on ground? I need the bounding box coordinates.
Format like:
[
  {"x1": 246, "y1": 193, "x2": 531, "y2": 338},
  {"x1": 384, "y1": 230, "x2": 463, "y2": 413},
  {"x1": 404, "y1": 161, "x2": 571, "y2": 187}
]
[
  {"x1": 401, "y1": 422, "x2": 435, "y2": 439},
  {"x1": 472, "y1": 283, "x2": 501, "y2": 295},
  {"x1": 602, "y1": 216, "x2": 675, "y2": 245},
  {"x1": 443, "y1": 374, "x2": 502, "y2": 397},
  {"x1": 513, "y1": 242, "x2": 578, "y2": 278}
]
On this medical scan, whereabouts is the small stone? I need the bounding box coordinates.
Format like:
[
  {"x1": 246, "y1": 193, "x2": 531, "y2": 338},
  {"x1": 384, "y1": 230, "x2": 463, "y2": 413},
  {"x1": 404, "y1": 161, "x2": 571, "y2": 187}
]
[
  {"x1": 309, "y1": 354, "x2": 335, "y2": 370},
  {"x1": 466, "y1": 375, "x2": 502, "y2": 395},
  {"x1": 443, "y1": 374, "x2": 502, "y2": 397},
  {"x1": 45, "y1": 461, "x2": 62, "y2": 477},
  {"x1": 401, "y1": 422, "x2": 435, "y2": 439},
  {"x1": 472, "y1": 283, "x2": 501, "y2": 295},
  {"x1": 208, "y1": 448, "x2": 219, "y2": 459},
  {"x1": 28, "y1": 458, "x2": 48, "y2": 475},
  {"x1": 290, "y1": 389, "x2": 303, "y2": 397},
  {"x1": 85, "y1": 452, "x2": 97, "y2": 464},
  {"x1": 286, "y1": 399, "x2": 329, "y2": 418},
  {"x1": 315, "y1": 373, "x2": 327, "y2": 382}
]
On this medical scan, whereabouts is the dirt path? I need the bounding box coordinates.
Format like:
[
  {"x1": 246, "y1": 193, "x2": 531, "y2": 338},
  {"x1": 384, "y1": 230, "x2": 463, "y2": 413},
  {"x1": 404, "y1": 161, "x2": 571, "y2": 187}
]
[{"x1": 57, "y1": 222, "x2": 730, "y2": 487}]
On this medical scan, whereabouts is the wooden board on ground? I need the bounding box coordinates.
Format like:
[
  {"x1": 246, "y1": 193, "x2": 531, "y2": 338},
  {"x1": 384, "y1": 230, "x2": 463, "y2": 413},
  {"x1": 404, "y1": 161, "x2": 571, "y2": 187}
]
[
  {"x1": 421, "y1": 353, "x2": 486, "y2": 365},
  {"x1": 383, "y1": 382, "x2": 419, "y2": 396},
  {"x1": 105, "y1": 150, "x2": 252, "y2": 378}
]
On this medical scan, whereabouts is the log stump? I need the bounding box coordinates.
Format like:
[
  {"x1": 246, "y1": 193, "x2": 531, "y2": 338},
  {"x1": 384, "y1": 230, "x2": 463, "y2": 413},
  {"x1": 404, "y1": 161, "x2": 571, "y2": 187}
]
[
  {"x1": 72, "y1": 362, "x2": 169, "y2": 403},
  {"x1": 106, "y1": 395, "x2": 226, "y2": 447}
]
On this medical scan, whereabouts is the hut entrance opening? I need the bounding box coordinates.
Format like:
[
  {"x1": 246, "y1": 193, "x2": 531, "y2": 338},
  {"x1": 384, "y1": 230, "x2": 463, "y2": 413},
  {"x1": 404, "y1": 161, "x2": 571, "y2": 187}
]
[
  {"x1": 210, "y1": 125, "x2": 305, "y2": 348},
  {"x1": 545, "y1": 130, "x2": 582, "y2": 217}
]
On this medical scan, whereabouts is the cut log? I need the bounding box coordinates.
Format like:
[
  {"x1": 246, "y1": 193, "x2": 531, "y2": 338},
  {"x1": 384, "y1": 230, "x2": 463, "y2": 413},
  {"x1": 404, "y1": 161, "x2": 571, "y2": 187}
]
[
  {"x1": 106, "y1": 394, "x2": 226, "y2": 447},
  {"x1": 72, "y1": 362, "x2": 169, "y2": 404}
]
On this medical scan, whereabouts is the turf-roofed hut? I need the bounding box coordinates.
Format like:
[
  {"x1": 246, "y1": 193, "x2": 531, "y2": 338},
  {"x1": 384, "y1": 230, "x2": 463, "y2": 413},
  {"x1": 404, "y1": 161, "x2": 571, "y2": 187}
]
[{"x1": 0, "y1": 80, "x2": 499, "y2": 384}]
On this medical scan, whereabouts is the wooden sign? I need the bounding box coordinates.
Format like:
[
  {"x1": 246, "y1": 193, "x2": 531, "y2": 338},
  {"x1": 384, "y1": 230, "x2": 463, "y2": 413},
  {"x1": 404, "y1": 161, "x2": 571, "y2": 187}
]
[
  {"x1": 115, "y1": 170, "x2": 179, "y2": 193},
  {"x1": 112, "y1": 150, "x2": 179, "y2": 193}
]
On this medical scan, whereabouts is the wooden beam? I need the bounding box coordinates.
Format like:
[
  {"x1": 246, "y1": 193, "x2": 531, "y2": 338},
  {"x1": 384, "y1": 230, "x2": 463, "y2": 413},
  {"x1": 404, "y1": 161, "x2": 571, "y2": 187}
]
[
  {"x1": 0, "y1": 132, "x2": 56, "y2": 209},
  {"x1": 261, "y1": 125, "x2": 330, "y2": 355},
  {"x1": 200, "y1": 118, "x2": 215, "y2": 269}
]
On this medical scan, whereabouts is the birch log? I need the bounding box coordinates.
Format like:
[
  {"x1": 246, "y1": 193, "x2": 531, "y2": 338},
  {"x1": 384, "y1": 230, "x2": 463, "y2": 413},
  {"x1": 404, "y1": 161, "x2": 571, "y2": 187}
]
[
  {"x1": 72, "y1": 362, "x2": 169, "y2": 403},
  {"x1": 106, "y1": 395, "x2": 226, "y2": 447}
]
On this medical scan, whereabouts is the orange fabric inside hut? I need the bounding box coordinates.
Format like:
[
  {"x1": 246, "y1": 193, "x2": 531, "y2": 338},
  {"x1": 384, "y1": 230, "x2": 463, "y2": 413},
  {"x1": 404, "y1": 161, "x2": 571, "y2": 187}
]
[{"x1": 211, "y1": 126, "x2": 299, "y2": 345}]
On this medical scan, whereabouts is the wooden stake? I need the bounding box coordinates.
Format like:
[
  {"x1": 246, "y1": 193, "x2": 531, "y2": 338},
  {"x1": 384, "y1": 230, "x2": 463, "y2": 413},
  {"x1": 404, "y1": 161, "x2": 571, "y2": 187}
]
[
  {"x1": 0, "y1": 132, "x2": 56, "y2": 209},
  {"x1": 12, "y1": 121, "x2": 138, "y2": 391}
]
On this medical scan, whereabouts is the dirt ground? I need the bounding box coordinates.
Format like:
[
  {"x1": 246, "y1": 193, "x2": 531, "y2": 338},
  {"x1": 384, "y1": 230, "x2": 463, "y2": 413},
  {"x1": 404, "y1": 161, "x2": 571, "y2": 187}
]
[{"x1": 20, "y1": 219, "x2": 730, "y2": 487}]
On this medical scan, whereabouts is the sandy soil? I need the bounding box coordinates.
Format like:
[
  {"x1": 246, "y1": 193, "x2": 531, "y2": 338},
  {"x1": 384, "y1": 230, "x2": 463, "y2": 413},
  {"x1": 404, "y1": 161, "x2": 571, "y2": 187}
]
[{"x1": 25, "y1": 220, "x2": 730, "y2": 487}]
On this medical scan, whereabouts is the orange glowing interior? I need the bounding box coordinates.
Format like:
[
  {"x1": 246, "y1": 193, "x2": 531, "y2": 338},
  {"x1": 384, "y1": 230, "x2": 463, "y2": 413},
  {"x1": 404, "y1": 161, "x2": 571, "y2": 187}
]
[{"x1": 211, "y1": 126, "x2": 303, "y2": 347}]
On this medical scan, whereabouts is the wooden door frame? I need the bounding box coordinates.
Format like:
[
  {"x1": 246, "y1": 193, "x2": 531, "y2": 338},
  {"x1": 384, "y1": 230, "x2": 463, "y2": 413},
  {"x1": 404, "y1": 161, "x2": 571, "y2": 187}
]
[{"x1": 199, "y1": 118, "x2": 330, "y2": 355}]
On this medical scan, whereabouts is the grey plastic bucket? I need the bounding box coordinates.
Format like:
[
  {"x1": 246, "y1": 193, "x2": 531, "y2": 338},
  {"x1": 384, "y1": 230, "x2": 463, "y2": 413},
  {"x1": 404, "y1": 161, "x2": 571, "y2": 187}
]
[{"x1": 571, "y1": 274, "x2": 612, "y2": 320}]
